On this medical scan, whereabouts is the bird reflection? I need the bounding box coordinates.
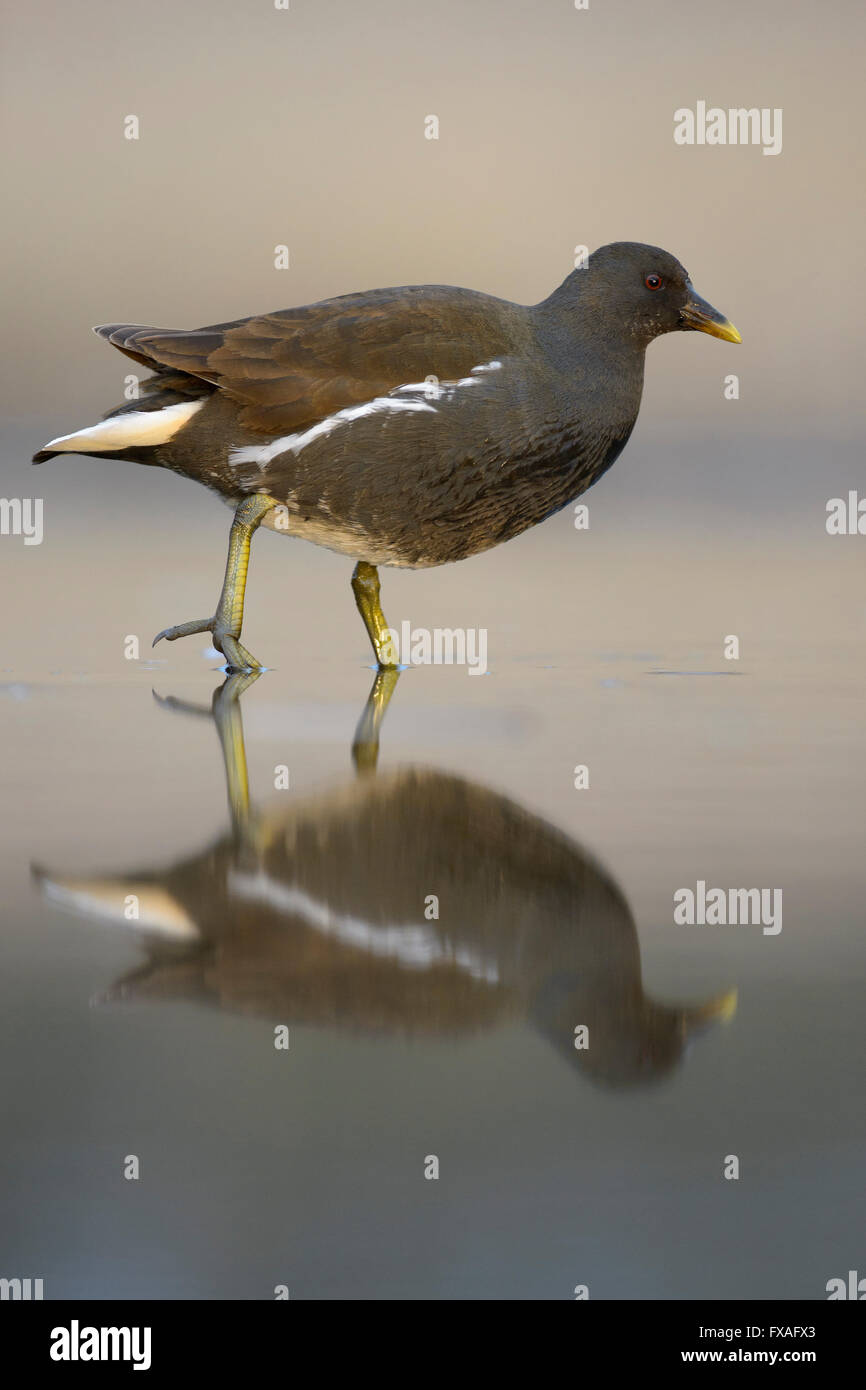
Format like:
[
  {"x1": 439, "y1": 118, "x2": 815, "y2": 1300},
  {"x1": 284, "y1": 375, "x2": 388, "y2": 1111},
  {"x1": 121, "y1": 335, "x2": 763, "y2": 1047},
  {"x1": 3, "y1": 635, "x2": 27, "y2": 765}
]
[{"x1": 34, "y1": 670, "x2": 736, "y2": 1089}]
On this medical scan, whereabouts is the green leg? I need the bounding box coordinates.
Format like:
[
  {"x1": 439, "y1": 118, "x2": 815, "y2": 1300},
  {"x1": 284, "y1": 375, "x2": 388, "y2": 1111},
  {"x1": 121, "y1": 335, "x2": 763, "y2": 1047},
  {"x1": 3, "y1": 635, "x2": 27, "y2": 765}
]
[
  {"x1": 154, "y1": 494, "x2": 277, "y2": 672},
  {"x1": 351, "y1": 561, "x2": 399, "y2": 670}
]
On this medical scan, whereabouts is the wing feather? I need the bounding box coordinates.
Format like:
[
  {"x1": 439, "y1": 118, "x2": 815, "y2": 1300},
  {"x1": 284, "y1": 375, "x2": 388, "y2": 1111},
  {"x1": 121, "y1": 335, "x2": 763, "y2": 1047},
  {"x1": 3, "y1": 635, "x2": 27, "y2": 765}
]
[{"x1": 96, "y1": 287, "x2": 522, "y2": 436}]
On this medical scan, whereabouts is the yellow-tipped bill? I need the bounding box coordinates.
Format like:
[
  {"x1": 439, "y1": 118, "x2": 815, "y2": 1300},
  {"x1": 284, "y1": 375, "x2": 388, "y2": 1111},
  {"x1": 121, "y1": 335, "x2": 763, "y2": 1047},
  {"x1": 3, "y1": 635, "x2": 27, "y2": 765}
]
[{"x1": 681, "y1": 286, "x2": 742, "y2": 343}]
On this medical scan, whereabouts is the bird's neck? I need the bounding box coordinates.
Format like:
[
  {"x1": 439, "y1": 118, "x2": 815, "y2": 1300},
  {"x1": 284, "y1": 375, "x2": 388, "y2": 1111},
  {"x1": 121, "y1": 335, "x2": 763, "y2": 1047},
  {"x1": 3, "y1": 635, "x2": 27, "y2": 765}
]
[{"x1": 531, "y1": 295, "x2": 648, "y2": 376}]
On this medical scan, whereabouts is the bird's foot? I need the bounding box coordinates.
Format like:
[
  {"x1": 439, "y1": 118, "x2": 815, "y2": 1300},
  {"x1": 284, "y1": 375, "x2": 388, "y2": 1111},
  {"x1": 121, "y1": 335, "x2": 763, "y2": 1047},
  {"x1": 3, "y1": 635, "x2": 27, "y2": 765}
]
[{"x1": 152, "y1": 617, "x2": 262, "y2": 674}]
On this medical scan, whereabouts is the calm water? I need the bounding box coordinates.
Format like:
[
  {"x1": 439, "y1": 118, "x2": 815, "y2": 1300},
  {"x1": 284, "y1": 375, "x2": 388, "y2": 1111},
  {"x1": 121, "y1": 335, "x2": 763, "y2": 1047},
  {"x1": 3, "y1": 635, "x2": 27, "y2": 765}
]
[{"x1": 1, "y1": 509, "x2": 863, "y2": 1299}]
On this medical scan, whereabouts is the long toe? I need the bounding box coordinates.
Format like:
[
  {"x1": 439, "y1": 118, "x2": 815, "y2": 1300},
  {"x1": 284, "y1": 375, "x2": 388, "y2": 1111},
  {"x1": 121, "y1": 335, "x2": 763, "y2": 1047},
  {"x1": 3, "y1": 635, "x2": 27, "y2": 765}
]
[
  {"x1": 151, "y1": 617, "x2": 262, "y2": 672},
  {"x1": 218, "y1": 633, "x2": 262, "y2": 674},
  {"x1": 153, "y1": 618, "x2": 213, "y2": 647}
]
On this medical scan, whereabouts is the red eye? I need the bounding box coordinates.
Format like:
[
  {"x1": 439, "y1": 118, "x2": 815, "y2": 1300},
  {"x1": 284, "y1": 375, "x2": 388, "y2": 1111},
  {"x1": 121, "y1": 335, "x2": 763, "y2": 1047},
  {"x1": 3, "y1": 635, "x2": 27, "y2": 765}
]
[{"x1": 645, "y1": 273, "x2": 663, "y2": 290}]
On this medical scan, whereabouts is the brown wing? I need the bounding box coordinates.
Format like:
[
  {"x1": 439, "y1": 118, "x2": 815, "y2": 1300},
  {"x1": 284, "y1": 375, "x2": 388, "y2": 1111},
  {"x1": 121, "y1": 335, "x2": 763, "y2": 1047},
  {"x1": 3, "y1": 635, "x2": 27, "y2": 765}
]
[
  {"x1": 94, "y1": 320, "x2": 241, "y2": 379},
  {"x1": 95, "y1": 285, "x2": 522, "y2": 436}
]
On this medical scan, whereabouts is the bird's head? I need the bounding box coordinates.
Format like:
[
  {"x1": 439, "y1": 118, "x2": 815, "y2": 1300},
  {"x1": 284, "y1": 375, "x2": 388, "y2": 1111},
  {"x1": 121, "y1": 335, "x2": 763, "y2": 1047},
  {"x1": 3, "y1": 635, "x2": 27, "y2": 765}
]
[
  {"x1": 572, "y1": 241, "x2": 742, "y2": 347},
  {"x1": 530, "y1": 970, "x2": 738, "y2": 1090}
]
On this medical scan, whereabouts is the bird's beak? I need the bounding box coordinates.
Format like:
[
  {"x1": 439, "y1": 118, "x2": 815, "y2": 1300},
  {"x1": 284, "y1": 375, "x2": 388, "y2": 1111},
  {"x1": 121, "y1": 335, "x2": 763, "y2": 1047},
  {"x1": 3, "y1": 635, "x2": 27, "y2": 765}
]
[{"x1": 680, "y1": 285, "x2": 742, "y2": 343}]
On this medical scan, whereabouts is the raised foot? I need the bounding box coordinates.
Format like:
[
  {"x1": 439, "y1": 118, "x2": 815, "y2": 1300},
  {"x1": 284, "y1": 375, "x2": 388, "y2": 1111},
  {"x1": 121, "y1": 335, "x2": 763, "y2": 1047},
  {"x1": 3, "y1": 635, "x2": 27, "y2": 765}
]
[{"x1": 152, "y1": 618, "x2": 262, "y2": 673}]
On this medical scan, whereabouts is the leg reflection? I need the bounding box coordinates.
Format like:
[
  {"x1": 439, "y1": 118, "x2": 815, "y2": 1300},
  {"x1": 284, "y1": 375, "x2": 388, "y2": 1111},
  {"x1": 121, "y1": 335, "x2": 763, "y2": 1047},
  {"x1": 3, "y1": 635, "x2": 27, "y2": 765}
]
[
  {"x1": 153, "y1": 670, "x2": 262, "y2": 844},
  {"x1": 351, "y1": 666, "x2": 401, "y2": 774}
]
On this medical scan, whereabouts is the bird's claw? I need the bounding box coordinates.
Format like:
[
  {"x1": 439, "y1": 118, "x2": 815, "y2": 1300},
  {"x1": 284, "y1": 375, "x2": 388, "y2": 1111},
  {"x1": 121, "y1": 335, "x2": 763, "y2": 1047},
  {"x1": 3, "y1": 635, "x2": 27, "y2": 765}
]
[
  {"x1": 152, "y1": 618, "x2": 262, "y2": 674},
  {"x1": 152, "y1": 618, "x2": 212, "y2": 646}
]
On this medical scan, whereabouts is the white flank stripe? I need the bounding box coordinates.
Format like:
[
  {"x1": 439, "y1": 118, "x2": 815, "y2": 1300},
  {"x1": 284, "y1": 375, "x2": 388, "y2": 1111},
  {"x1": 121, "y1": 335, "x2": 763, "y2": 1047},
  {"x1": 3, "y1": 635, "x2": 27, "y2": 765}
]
[
  {"x1": 228, "y1": 362, "x2": 505, "y2": 470},
  {"x1": 44, "y1": 400, "x2": 205, "y2": 453},
  {"x1": 228, "y1": 868, "x2": 500, "y2": 983},
  {"x1": 229, "y1": 395, "x2": 437, "y2": 469}
]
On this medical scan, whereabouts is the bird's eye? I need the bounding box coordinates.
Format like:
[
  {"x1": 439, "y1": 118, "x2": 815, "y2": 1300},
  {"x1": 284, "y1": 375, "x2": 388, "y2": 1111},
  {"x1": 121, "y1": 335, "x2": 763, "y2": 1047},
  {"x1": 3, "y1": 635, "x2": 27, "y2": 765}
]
[{"x1": 645, "y1": 273, "x2": 663, "y2": 290}]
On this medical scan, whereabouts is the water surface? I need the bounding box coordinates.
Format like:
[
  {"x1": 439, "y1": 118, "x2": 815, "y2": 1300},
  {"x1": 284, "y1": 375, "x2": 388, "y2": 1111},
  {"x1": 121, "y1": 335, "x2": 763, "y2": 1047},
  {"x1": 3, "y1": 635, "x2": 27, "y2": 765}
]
[{"x1": 1, "y1": 515, "x2": 863, "y2": 1299}]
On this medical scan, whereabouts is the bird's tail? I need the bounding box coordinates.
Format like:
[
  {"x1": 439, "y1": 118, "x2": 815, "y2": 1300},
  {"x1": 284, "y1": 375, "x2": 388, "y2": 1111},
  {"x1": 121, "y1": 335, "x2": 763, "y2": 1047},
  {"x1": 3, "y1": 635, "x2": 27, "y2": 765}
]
[{"x1": 32, "y1": 397, "x2": 206, "y2": 464}]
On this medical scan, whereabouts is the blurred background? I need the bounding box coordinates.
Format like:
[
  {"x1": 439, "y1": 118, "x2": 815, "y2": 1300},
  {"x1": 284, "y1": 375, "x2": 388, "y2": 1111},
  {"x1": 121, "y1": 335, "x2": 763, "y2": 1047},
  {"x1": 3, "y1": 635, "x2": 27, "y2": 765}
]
[{"x1": 0, "y1": 0, "x2": 864, "y2": 1299}]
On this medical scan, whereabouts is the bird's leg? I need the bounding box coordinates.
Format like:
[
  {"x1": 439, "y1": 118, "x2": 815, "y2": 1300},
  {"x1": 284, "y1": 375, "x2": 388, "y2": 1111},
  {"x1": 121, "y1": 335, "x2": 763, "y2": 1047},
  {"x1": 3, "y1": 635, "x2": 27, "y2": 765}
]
[
  {"x1": 351, "y1": 561, "x2": 399, "y2": 670},
  {"x1": 351, "y1": 666, "x2": 401, "y2": 774},
  {"x1": 154, "y1": 493, "x2": 277, "y2": 672}
]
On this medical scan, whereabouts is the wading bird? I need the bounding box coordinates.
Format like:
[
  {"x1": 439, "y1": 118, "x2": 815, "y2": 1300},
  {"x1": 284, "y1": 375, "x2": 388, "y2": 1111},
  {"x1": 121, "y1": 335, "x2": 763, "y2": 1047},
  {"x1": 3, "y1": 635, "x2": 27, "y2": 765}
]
[{"x1": 34, "y1": 242, "x2": 740, "y2": 672}]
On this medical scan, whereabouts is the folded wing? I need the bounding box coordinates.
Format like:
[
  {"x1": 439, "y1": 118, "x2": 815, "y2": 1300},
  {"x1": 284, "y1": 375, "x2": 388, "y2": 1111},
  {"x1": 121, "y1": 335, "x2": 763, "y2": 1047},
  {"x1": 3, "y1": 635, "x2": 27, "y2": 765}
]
[{"x1": 96, "y1": 286, "x2": 518, "y2": 437}]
